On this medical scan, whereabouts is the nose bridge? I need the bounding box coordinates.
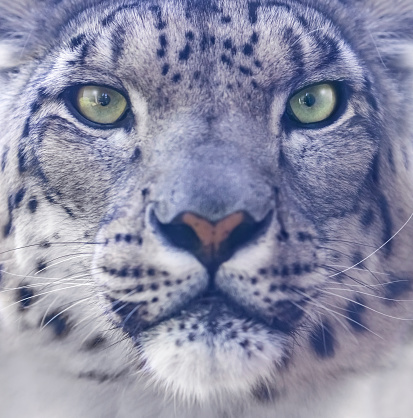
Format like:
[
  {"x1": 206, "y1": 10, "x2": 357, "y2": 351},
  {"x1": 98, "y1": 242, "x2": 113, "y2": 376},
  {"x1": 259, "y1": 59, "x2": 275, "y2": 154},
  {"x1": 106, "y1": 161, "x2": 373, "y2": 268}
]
[{"x1": 151, "y1": 115, "x2": 275, "y2": 224}]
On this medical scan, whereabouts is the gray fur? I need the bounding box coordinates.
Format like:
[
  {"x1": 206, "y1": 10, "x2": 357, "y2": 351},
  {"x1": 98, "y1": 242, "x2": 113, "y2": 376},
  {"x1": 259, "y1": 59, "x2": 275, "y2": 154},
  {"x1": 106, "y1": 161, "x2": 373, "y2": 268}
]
[{"x1": 0, "y1": 0, "x2": 413, "y2": 416}]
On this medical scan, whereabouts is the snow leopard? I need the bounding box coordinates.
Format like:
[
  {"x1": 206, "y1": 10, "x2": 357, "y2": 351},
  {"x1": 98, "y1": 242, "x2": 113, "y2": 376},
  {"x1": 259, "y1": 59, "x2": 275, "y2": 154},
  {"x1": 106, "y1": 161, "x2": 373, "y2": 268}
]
[{"x1": 0, "y1": 0, "x2": 412, "y2": 417}]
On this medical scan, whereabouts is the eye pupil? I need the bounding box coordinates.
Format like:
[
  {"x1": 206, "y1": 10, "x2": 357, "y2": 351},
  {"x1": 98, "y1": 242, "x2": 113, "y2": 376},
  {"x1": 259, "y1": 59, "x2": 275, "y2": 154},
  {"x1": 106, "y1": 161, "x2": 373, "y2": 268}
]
[
  {"x1": 299, "y1": 93, "x2": 316, "y2": 107},
  {"x1": 98, "y1": 93, "x2": 111, "y2": 107}
]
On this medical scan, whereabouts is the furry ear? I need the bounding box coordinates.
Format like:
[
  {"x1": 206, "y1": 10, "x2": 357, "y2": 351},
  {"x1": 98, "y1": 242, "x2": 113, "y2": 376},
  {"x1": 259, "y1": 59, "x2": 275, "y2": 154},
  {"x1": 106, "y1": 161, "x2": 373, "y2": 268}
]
[
  {"x1": 361, "y1": 0, "x2": 413, "y2": 73},
  {"x1": 366, "y1": 0, "x2": 413, "y2": 39},
  {"x1": 0, "y1": 1, "x2": 48, "y2": 69}
]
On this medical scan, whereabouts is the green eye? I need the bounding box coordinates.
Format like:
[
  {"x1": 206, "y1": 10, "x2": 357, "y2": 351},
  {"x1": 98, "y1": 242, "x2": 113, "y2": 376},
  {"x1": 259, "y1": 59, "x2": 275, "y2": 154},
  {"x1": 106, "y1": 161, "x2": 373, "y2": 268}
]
[
  {"x1": 288, "y1": 83, "x2": 338, "y2": 125},
  {"x1": 76, "y1": 86, "x2": 128, "y2": 125}
]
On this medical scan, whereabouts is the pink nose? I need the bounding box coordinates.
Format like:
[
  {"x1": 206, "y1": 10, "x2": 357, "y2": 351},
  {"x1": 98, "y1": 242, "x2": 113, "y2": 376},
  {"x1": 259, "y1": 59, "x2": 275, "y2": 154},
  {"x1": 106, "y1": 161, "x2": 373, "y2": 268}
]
[{"x1": 180, "y1": 212, "x2": 245, "y2": 257}]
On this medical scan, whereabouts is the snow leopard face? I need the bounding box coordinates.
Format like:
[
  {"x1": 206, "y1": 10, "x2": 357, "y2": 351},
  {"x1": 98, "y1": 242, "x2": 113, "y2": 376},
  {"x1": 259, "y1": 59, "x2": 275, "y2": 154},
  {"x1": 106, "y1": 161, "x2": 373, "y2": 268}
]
[{"x1": 0, "y1": 0, "x2": 413, "y2": 411}]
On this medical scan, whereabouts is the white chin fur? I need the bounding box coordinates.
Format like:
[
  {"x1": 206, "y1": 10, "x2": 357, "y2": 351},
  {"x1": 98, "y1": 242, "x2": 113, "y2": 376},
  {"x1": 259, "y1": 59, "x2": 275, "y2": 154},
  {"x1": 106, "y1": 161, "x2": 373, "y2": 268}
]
[{"x1": 139, "y1": 316, "x2": 287, "y2": 405}]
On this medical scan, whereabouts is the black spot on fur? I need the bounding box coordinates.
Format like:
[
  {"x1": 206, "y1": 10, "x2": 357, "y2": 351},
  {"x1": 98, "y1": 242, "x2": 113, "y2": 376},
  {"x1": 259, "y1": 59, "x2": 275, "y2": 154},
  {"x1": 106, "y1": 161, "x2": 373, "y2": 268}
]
[
  {"x1": 185, "y1": 31, "x2": 194, "y2": 40},
  {"x1": 131, "y1": 147, "x2": 141, "y2": 162},
  {"x1": 384, "y1": 277, "x2": 411, "y2": 300},
  {"x1": 149, "y1": 5, "x2": 167, "y2": 30},
  {"x1": 310, "y1": 321, "x2": 335, "y2": 358},
  {"x1": 251, "y1": 381, "x2": 277, "y2": 403},
  {"x1": 30, "y1": 101, "x2": 41, "y2": 114},
  {"x1": 178, "y1": 43, "x2": 192, "y2": 61},
  {"x1": 159, "y1": 34, "x2": 167, "y2": 48},
  {"x1": 248, "y1": 2, "x2": 260, "y2": 24},
  {"x1": 43, "y1": 312, "x2": 70, "y2": 337},
  {"x1": 172, "y1": 73, "x2": 181, "y2": 83},
  {"x1": 28, "y1": 197, "x2": 38, "y2": 213},
  {"x1": 221, "y1": 15, "x2": 231, "y2": 23},
  {"x1": 83, "y1": 335, "x2": 106, "y2": 351},
  {"x1": 223, "y1": 38, "x2": 232, "y2": 49},
  {"x1": 14, "y1": 188, "x2": 25, "y2": 207},
  {"x1": 239, "y1": 65, "x2": 253, "y2": 76},
  {"x1": 37, "y1": 260, "x2": 47, "y2": 272},
  {"x1": 3, "y1": 219, "x2": 12, "y2": 237},
  {"x1": 1, "y1": 148, "x2": 8, "y2": 171},
  {"x1": 388, "y1": 148, "x2": 396, "y2": 173},
  {"x1": 161, "y1": 63, "x2": 170, "y2": 76},
  {"x1": 18, "y1": 287, "x2": 34, "y2": 308},
  {"x1": 251, "y1": 32, "x2": 259, "y2": 44},
  {"x1": 351, "y1": 251, "x2": 364, "y2": 266},
  {"x1": 360, "y1": 208, "x2": 375, "y2": 227},
  {"x1": 221, "y1": 54, "x2": 232, "y2": 67},
  {"x1": 346, "y1": 297, "x2": 366, "y2": 332},
  {"x1": 270, "y1": 300, "x2": 304, "y2": 332},
  {"x1": 242, "y1": 43, "x2": 253, "y2": 55}
]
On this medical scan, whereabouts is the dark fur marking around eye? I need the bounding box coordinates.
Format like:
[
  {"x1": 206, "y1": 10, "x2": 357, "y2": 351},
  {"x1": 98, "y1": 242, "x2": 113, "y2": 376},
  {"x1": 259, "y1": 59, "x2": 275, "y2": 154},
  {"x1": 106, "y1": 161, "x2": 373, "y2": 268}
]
[
  {"x1": 346, "y1": 297, "x2": 366, "y2": 332},
  {"x1": 310, "y1": 321, "x2": 335, "y2": 358},
  {"x1": 178, "y1": 43, "x2": 192, "y2": 61},
  {"x1": 360, "y1": 208, "x2": 375, "y2": 227},
  {"x1": 221, "y1": 15, "x2": 232, "y2": 23},
  {"x1": 18, "y1": 287, "x2": 34, "y2": 309},
  {"x1": 111, "y1": 25, "x2": 126, "y2": 62},
  {"x1": 377, "y1": 194, "x2": 393, "y2": 254},
  {"x1": 43, "y1": 312, "x2": 71, "y2": 337},
  {"x1": 193, "y1": 70, "x2": 201, "y2": 80},
  {"x1": 297, "y1": 231, "x2": 312, "y2": 241},
  {"x1": 70, "y1": 33, "x2": 86, "y2": 49},
  {"x1": 78, "y1": 42, "x2": 90, "y2": 65}
]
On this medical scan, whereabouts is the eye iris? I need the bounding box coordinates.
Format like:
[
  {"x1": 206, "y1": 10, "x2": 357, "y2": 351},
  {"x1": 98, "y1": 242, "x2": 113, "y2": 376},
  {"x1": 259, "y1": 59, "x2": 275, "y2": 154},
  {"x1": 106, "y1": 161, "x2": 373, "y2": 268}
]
[
  {"x1": 299, "y1": 93, "x2": 316, "y2": 107},
  {"x1": 288, "y1": 83, "x2": 337, "y2": 125},
  {"x1": 75, "y1": 86, "x2": 128, "y2": 125}
]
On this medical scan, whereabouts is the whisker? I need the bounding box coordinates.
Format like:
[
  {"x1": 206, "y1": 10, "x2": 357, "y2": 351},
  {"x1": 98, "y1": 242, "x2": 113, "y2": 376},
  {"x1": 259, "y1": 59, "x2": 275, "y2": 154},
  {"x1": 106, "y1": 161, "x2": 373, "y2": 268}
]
[
  {"x1": 41, "y1": 297, "x2": 91, "y2": 329},
  {"x1": 328, "y1": 211, "x2": 413, "y2": 278},
  {"x1": 320, "y1": 289, "x2": 413, "y2": 321},
  {"x1": 35, "y1": 253, "x2": 93, "y2": 275}
]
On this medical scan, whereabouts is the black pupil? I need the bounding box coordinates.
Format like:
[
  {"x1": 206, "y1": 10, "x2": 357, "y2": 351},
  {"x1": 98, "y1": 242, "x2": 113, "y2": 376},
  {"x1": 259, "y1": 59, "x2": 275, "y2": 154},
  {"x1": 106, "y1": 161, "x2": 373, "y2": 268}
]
[
  {"x1": 98, "y1": 93, "x2": 111, "y2": 106},
  {"x1": 301, "y1": 93, "x2": 316, "y2": 107}
]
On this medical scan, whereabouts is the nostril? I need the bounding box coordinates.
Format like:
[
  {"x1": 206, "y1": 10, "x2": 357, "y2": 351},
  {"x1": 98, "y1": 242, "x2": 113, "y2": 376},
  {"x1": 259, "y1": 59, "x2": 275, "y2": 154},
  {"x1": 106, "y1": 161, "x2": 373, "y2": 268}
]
[
  {"x1": 157, "y1": 222, "x2": 202, "y2": 252},
  {"x1": 153, "y1": 210, "x2": 272, "y2": 271}
]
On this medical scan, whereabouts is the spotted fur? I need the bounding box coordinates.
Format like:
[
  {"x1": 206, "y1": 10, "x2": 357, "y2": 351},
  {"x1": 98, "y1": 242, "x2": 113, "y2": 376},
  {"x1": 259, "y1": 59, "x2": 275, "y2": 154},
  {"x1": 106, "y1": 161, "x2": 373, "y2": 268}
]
[{"x1": 0, "y1": 0, "x2": 413, "y2": 417}]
